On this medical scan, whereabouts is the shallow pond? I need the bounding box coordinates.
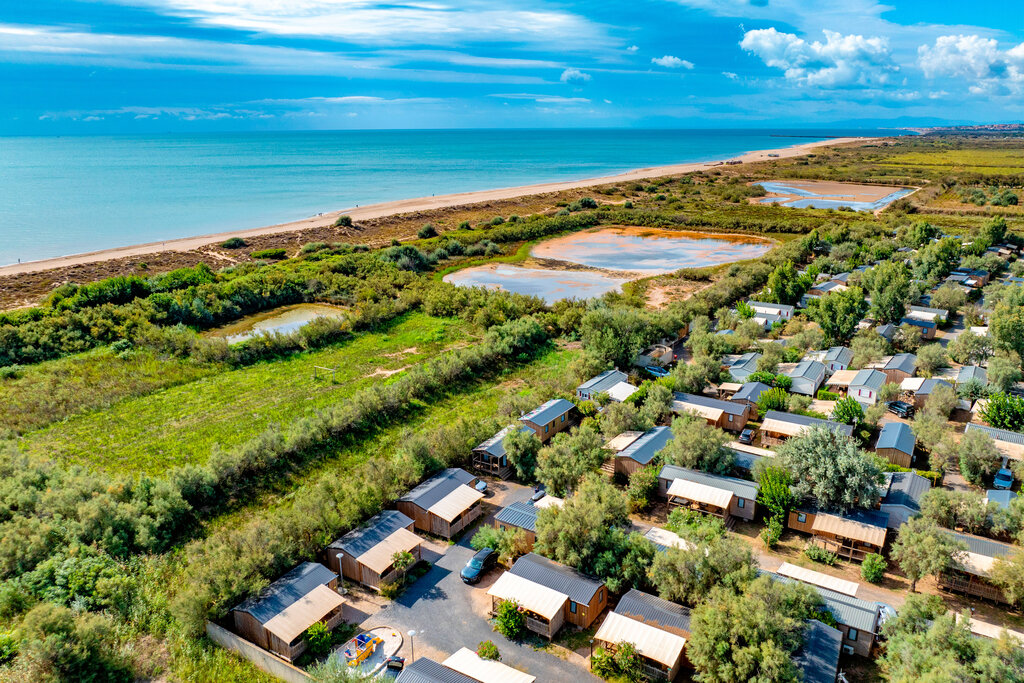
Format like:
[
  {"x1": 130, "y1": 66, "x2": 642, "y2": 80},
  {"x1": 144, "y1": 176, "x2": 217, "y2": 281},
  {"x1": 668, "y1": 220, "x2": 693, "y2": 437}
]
[
  {"x1": 443, "y1": 264, "x2": 629, "y2": 304},
  {"x1": 530, "y1": 227, "x2": 772, "y2": 274},
  {"x1": 755, "y1": 181, "x2": 914, "y2": 211},
  {"x1": 206, "y1": 303, "x2": 347, "y2": 343}
]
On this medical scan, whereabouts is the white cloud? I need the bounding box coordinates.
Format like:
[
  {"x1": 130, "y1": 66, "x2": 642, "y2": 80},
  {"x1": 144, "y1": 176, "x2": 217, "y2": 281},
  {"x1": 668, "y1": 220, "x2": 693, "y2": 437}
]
[
  {"x1": 918, "y1": 35, "x2": 1024, "y2": 94},
  {"x1": 489, "y1": 93, "x2": 590, "y2": 104},
  {"x1": 722, "y1": 71, "x2": 738, "y2": 79},
  {"x1": 651, "y1": 55, "x2": 694, "y2": 69},
  {"x1": 560, "y1": 67, "x2": 591, "y2": 82},
  {"x1": 740, "y1": 28, "x2": 897, "y2": 87},
  {"x1": 626, "y1": 45, "x2": 639, "y2": 52}
]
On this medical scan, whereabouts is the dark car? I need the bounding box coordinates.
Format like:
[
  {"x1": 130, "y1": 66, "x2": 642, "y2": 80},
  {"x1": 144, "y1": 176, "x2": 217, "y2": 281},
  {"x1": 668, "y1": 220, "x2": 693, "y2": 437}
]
[
  {"x1": 384, "y1": 656, "x2": 405, "y2": 672},
  {"x1": 886, "y1": 401, "x2": 915, "y2": 419},
  {"x1": 461, "y1": 547, "x2": 497, "y2": 584},
  {"x1": 738, "y1": 428, "x2": 755, "y2": 445}
]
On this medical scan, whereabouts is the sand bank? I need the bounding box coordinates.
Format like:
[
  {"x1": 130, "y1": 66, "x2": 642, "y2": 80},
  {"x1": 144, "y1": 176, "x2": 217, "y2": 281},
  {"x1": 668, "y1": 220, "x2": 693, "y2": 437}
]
[{"x1": 0, "y1": 137, "x2": 874, "y2": 277}]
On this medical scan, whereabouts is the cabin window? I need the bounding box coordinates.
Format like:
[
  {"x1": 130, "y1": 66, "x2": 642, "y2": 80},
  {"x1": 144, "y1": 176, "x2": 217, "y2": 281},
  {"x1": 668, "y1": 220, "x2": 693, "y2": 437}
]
[
  {"x1": 737, "y1": 498, "x2": 745, "y2": 508},
  {"x1": 847, "y1": 628, "x2": 859, "y2": 641},
  {"x1": 797, "y1": 513, "x2": 807, "y2": 523},
  {"x1": 728, "y1": 414, "x2": 733, "y2": 422},
  {"x1": 545, "y1": 425, "x2": 549, "y2": 433},
  {"x1": 569, "y1": 601, "x2": 577, "y2": 614},
  {"x1": 599, "y1": 588, "x2": 604, "y2": 602},
  {"x1": 499, "y1": 524, "x2": 506, "y2": 531},
  {"x1": 561, "y1": 414, "x2": 565, "y2": 422}
]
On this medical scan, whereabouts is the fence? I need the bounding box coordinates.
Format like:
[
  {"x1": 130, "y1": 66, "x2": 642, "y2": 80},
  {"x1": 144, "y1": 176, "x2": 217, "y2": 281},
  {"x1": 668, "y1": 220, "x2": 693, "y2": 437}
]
[{"x1": 206, "y1": 621, "x2": 314, "y2": 683}]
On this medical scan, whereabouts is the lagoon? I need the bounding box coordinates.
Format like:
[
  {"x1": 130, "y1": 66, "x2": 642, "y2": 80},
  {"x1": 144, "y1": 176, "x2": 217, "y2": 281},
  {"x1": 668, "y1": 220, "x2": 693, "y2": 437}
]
[
  {"x1": 205, "y1": 303, "x2": 347, "y2": 343},
  {"x1": 443, "y1": 264, "x2": 630, "y2": 304}
]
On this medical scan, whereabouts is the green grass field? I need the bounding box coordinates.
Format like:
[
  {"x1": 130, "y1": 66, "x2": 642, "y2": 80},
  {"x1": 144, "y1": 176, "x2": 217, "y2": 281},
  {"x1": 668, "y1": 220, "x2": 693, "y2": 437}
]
[
  {"x1": 875, "y1": 148, "x2": 1024, "y2": 175},
  {"x1": 17, "y1": 312, "x2": 472, "y2": 474}
]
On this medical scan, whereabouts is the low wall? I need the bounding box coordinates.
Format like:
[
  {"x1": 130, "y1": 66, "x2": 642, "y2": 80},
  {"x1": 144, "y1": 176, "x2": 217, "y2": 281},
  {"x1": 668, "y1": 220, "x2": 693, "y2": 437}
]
[{"x1": 206, "y1": 621, "x2": 313, "y2": 683}]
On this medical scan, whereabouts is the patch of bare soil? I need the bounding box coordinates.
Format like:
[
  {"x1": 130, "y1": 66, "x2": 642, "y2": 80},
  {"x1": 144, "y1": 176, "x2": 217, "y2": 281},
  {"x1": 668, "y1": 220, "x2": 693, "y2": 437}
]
[
  {"x1": 367, "y1": 366, "x2": 410, "y2": 378},
  {"x1": 383, "y1": 347, "x2": 419, "y2": 358}
]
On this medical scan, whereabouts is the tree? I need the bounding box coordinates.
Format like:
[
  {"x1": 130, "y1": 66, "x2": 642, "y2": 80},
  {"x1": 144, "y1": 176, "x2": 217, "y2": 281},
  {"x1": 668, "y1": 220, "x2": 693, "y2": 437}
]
[
  {"x1": 831, "y1": 396, "x2": 865, "y2": 426},
  {"x1": 890, "y1": 517, "x2": 964, "y2": 591},
  {"x1": 15, "y1": 603, "x2": 133, "y2": 683},
  {"x1": 979, "y1": 215, "x2": 1008, "y2": 245},
  {"x1": 687, "y1": 576, "x2": 824, "y2": 683},
  {"x1": 650, "y1": 535, "x2": 756, "y2": 605},
  {"x1": 904, "y1": 221, "x2": 938, "y2": 247},
  {"x1": 894, "y1": 324, "x2": 923, "y2": 353},
  {"x1": 957, "y1": 427, "x2": 1002, "y2": 485},
  {"x1": 862, "y1": 261, "x2": 912, "y2": 324},
  {"x1": 989, "y1": 549, "x2": 1024, "y2": 607},
  {"x1": 493, "y1": 599, "x2": 525, "y2": 639},
  {"x1": 666, "y1": 507, "x2": 727, "y2": 545},
  {"x1": 626, "y1": 466, "x2": 660, "y2": 513},
  {"x1": 762, "y1": 261, "x2": 806, "y2": 306},
  {"x1": 535, "y1": 423, "x2": 606, "y2": 496},
  {"x1": 600, "y1": 400, "x2": 641, "y2": 438},
  {"x1": 658, "y1": 414, "x2": 734, "y2": 474},
  {"x1": 930, "y1": 284, "x2": 968, "y2": 318},
  {"x1": 756, "y1": 387, "x2": 789, "y2": 416},
  {"x1": 806, "y1": 287, "x2": 869, "y2": 344},
  {"x1": 987, "y1": 355, "x2": 1023, "y2": 393},
  {"x1": 503, "y1": 427, "x2": 541, "y2": 481},
  {"x1": 391, "y1": 550, "x2": 416, "y2": 586},
  {"x1": 915, "y1": 343, "x2": 948, "y2": 378},
  {"x1": 980, "y1": 392, "x2": 1024, "y2": 431},
  {"x1": 776, "y1": 426, "x2": 884, "y2": 512},
  {"x1": 534, "y1": 475, "x2": 630, "y2": 574},
  {"x1": 948, "y1": 331, "x2": 993, "y2": 366},
  {"x1": 923, "y1": 383, "x2": 958, "y2": 419},
  {"x1": 991, "y1": 306, "x2": 1024, "y2": 360},
  {"x1": 638, "y1": 383, "x2": 674, "y2": 427},
  {"x1": 673, "y1": 355, "x2": 721, "y2": 394},
  {"x1": 756, "y1": 466, "x2": 794, "y2": 522},
  {"x1": 850, "y1": 330, "x2": 889, "y2": 369}
]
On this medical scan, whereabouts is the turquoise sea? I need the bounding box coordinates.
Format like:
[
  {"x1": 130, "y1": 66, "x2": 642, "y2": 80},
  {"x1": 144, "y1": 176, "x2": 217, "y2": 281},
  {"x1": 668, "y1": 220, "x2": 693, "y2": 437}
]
[{"x1": 0, "y1": 129, "x2": 901, "y2": 264}]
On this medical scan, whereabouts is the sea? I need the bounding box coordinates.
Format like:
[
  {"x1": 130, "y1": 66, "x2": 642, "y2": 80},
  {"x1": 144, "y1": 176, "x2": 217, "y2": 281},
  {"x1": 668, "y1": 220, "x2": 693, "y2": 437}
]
[{"x1": 0, "y1": 128, "x2": 905, "y2": 265}]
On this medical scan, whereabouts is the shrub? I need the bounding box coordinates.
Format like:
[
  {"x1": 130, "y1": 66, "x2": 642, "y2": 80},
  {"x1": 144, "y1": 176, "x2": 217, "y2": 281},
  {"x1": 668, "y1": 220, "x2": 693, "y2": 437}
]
[
  {"x1": 417, "y1": 224, "x2": 437, "y2": 239},
  {"x1": 477, "y1": 640, "x2": 500, "y2": 661},
  {"x1": 493, "y1": 599, "x2": 525, "y2": 640},
  {"x1": 760, "y1": 517, "x2": 782, "y2": 549},
  {"x1": 861, "y1": 553, "x2": 887, "y2": 583},
  {"x1": 305, "y1": 621, "x2": 333, "y2": 656},
  {"x1": 490, "y1": 216, "x2": 505, "y2": 226},
  {"x1": 0, "y1": 630, "x2": 15, "y2": 665},
  {"x1": 251, "y1": 248, "x2": 286, "y2": 260},
  {"x1": 817, "y1": 389, "x2": 839, "y2": 400},
  {"x1": 623, "y1": 201, "x2": 633, "y2": 209},
  {"x1": 458, "y1": 220, "x2": 471, "y2": 229},
  {"x1": 333, "y1": 214, "x2": 353, "y2": 227},
  {"x1": 626, "y1": 466, "x2": 660, "y2": 513},
  {"x1": 220, "y1": 237, "x2": 247, "y2": 248},
  {"x1": 379, "y1": 580, "x2": 402, "y2": 600},
  {"x1": 804, "y1": 544, "x2": 838, "y2": 566}
]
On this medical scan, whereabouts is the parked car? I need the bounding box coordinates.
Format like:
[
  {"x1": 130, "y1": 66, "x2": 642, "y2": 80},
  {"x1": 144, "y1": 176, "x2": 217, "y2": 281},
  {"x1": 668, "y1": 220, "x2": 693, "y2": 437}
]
[
  {"x1": 460, "y1": 547, "x2": 498, "y2": 584},
  {"x1": 645, "y1": 365, "x2": 670, "y2": 378},
  {"x1": 384, "y1": 656, "x2": 405, "y2": 673},
  {"x1": 875, "y1": 602, "x2": 898, "y2": 632},
  {"x1": 994, "y1": 468, "x2": 1015, "y2": 490},
  {"x1": 475, "y1": 479, "x2": 488, "y2": 494},
  {"x1": 530, "y1": 486, "x2": 547, "y2": 502},
  {"x1": 738, "y1": 429, "x2": 755, "y2": 445},
  {"x1": 886, "y1": 401, "x2": 915, "y2": 418}
]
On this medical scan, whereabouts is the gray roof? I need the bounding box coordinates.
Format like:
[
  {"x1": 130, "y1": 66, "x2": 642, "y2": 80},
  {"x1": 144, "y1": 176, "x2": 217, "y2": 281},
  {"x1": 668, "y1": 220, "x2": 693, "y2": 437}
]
[
  {"x1": 881, "y1": 472, "x2": 930, "y2": 511},
  {"x1": 520, "y1": 398, "x2": 575, "y2": 426},
  {"x1": 917, "y1": 378, "x2": 953, "y2": 396},
  {"x1": 730, "y1": 352, "x2": 761, "y2": 371},
  {"x1": 958, "y1": 366, "x2": 987, "y2": 384},
  {"x1": 234, "y1": 562, "x2": 336, "y2": 624},
  {"x1": 474, "y1": 424, "x2": 533, "y2": 458},
  {"x1": 784, "y1": 360, "x2": 826, "y2": 381},
  {"x1": 910, "y1": 305, "x2": 948, "y2": 318},
  {"x1": 851, "y1": 369, "x2": 886, "y2": 391},
  {"x1": 886, "y1": 353, "x2": 917, "y2": 374},
  {"x1": 578, "y1": 369, "x2": 629, "y2": 394},
  {"x1": 733, "y1": 381, "x2": 771, "y2": 403},
  {"x1": 814, "y1": 281, "x2": 844, "y2": 294},
  {"x1": 658, "y1": 464, "x2": 759, "y2": 500},
  {"x1": 674, "y1": 392, "x2": 748, "y2": 417},
  {"x1": 727, "y1": 446, "x2": 769, "y2": 472},
  {"x1": 832, "y1": 272, "x2": 851, "y2": 283},
  {"x1": 398, "y1": 468, "x2": 476, "y2": 509},
  {"x1": 329, "y1": 510, "x2": 414, "y2": 555},
  {"x1": 824, "y1": 347, "x2": 853, "y2": 364},
  {"x1": 618, "y1": 426, "x2": 674, "y2": 465},
  {"x1": 494, "y1": 500, "x2": 539, "y2": 533},
  {"x1": 940, "y1": 529, "x2": 1013, "y2": 559},
  {"x1": 986, "y1": 490, "x2": 1016, "y2": 510},
  {"x1": 902, "y1": 317, "x2": 936, "y2": 330},
  {"x1": 877, "y1": 421, "x2": 916, "y2": 455},
  {"x1": 876, "y1": 323, "x2": 897, "y2": 340},
  {"x1": 766, "y1": 572, "x2": 880, "y2": 633},
  {"x1": 966, "y1": 423, "x2": 1024, "y2": 446},
  {"x1": 762, "y1": 410, "x2": 854, "y2": 437},
  {"x1": 509, "y1": 553, "x2": 603, "y2": 604},
  {"x1": 615, "y1": 588, "x2": 692, "y2": 634},
  {"x1": 795, "y1": 621, "x2": 842, "y2": 683},
  {"x1": 397, "y1": 658, "x2": 477, "y2": 683}
]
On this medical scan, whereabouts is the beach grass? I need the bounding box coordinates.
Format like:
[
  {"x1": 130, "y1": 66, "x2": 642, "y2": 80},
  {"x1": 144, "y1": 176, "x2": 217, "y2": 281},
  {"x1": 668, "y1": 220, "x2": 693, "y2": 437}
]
[{"x1": 16, "y1": 311, "x2": 471, "y2": 474}]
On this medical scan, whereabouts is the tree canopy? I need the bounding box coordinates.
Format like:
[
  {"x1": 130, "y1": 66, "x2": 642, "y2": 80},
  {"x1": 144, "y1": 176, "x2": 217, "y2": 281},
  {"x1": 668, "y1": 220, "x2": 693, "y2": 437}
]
[
  {"x1": 806, "y1": 287, "x2": 869, "y2": 344},
  {"x1": 890, "y1": 516, "x2": 965, "y2": 591},
  {"x1": 775, "y1": 426, "x2": 884, "y2": 512},
  {"x1": 657, "y1": 413, "x2": 734, "y2": 475}
]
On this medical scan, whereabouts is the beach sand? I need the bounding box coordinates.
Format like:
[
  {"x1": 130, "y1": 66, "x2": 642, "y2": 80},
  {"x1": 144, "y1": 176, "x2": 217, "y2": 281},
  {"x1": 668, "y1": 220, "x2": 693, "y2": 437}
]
[{"x1": 0, "y1": 136, "x2": 873, "y2": 277}]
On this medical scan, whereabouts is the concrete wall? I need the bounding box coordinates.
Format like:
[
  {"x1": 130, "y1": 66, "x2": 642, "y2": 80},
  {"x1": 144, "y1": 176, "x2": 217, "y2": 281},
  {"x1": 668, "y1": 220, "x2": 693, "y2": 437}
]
[{"x1": 206, "y1": 622, "x2": 313, "y2": 683}]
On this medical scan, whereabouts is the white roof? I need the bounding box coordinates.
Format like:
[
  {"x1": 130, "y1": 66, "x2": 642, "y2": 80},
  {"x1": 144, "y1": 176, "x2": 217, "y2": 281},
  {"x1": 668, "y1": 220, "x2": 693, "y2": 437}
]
[
  {"x1": 607, "y1": 381, "x2": 639, "y2": 402},
  {"x1": 718, "y1": 382, "x2": 743, "y2": 393},
  {"x1": 727, "y1": 442, "x2": 775, "y2": 458},
  {"x1": 900, "y1": 377, "x2": 926, "y2": 392},
  {"x1": 777, "y1": 562, "x2": 859, "y2": 597},
  {"x1": 487, "y1": 571, "x2": 567, "y2": 620},
  {"x1": 443, "y1": 648, "x2": 537, "y2": 683},
  {"x1": 533, "y1": 495, "x2": 564, "y2": 509},
  {"x1": 667, "y1": 478, "x2": 734, "y2": 509},
  {"x1": 826, "y1": 369, "x2": 858, "y2": 387},
  {"x1": 356, "y1": 527, "x2": 422, "y2": 575},
  {"x1": 644, "y1": 526, "x2": 695, "y2": 551},
  {"x1": 262, "y1": 584, "x2": 345, "y2": 644},
  {"x1": 676, "y1": 403, "x2": 724, "y2": 422},
  {"x1": 428, "y1": 484, "x2": 485, "y2": 522},
  {"x1": 956, "y1": 551, "x2": 997, "y2": 577},
  {"x1": 594, "y1": 611, "x2": 687, "y2": 669},
  {"x1": 605, "y1": 431, "x2": 644, "y2": 452}
]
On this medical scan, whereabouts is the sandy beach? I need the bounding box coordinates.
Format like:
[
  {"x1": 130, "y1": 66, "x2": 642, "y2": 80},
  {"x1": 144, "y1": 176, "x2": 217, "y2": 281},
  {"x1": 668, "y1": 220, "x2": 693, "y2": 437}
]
[{"x1": 0, "y1": 136, "x2": 873, "y2": 277}]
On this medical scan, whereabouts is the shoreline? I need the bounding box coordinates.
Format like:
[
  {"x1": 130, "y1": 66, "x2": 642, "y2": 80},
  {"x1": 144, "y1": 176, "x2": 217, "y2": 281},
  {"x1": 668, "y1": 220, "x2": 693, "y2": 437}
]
[{"x1": 0, "y1": 136, "x2": 876, "y2": 277}]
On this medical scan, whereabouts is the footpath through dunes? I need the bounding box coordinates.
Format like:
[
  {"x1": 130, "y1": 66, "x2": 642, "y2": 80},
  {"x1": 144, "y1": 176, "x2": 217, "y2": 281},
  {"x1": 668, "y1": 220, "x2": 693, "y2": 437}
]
[{"x1": 15, "y1": 312, "x2": 470, "y2": 475}]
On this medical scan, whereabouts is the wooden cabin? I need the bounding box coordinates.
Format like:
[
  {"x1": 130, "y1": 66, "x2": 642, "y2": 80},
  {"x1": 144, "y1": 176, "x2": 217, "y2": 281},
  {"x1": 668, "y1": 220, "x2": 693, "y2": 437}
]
[
  {"x1": 658, "y1": 465, "x2": 758, "y2": 525},
  {"x1": 594, "y1": 589, "x2": 691, "y2": 681},
  {"x1": 729, "y1": 381, "x2": 771, "y2": 411},
  {"x1": 398, "y1": 658, "x2": 479, "y2": 683},
  {"x1": 520, "y1": 398, "x2": 576, "y2": 443},
  {"x1": 875, "y1": 421, "x2": 916, "y2": 468},
  {"x1": 397, "y1": 468, "x2": 484, "y2": 540},
  {"x1": 864, "y1": 353, "x2": 917, "y2": 383},
  {"x1": 787, "y1": 509, "x2": 888, "y2": 562},
  {"x1": 494, "y1": 500, "x2": 540, "y2": 550},
  {"x1": 487, "y1": 553, "x2": 607, "y2": 639},
  {"x1": 910, "y1": 378, "x2": 954, "y2": 409},
  {"x1": 759, "y1": 410, "x2": 853, "y2": 447},
  {"x1": 937, "y1": 529, "x2": 1012, "y2": 604},
  {"x1": 472, "y1": 424, "x2": 532, "y2": 479},
  {"x1": 577, "y1": 369, "x2": 629, "y2": 400},
  {"x1": 965, "y1": 423, "x2": 1024, "y2": 466},
  {"x1": 231, "y1": 562, "x2": 345, "y2": 662},
  {"x1": 604, "y1": 426, "x2": 674, "y2": 477},
  {"x1": 326, "y1": 510, "x2": 422, "y2": 591},
  {"x1": 725, "y1": 352, "x2": 761, "y2": 382},
  {"x1": 672, "y1": 393, "x2": 751, "y2": 432},
  {"x1": 879, "y1": 472, "x2": 931, "y2": 530},
  {"x1": 795, "y1": 621, "x2": 842, "y2": 683}
]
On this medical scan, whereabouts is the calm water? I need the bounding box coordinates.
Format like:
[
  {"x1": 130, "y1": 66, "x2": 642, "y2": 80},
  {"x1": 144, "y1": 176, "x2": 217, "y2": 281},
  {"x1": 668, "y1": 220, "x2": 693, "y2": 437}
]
[
  {"x1": 531, "y1": 227, "x2": 772, "y2": 274},
  {"x1": 756, "y1": 181, "x2": 915, "y2": 211},
  {"x1": 205, "y1": 303, "x2": 346, "y2": 343},
  {"x1": 444, "y1": 264, "x2": 630, "y2": 304},
  {"x1": 0, "y1": 129, "x2": 901, "y2": 264}
]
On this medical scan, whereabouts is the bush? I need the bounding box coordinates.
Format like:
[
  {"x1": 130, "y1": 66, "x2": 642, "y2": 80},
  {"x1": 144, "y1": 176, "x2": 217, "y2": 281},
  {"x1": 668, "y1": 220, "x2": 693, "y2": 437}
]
[
  {"x1": 306, "y1": 621, "x2": 333, "y2": 656},
  {"x1": 417, "y1": 224, "x2": 438, "y2": 239},
  {"x1": 861, "y1": 553, "x2": 887, "y2": 583},
  {"x1": 220, "y1": 237, "x2": 247, "y2": 248},
  {"x1": 379, "y1": 580, "x2": 402, "y2": 600},
  {"x1": 760, "y1": 517, "x2": 782, "y2": 549},
  {"x1": 477, "y1": 640, "x2": 500, "y2": 661},
  {"x1": 816, "y1": 389, "x2": 839, "y2": 400},
  {"x1": 626, "y1": 466, "x2": 660, "y2": 513},
  {"x1": 0, "y1": 630, "x2": 15, "y2": 665},
  {"x1": 251, "y1": 248, "x2": 287, "y2": 260},
  {"x1": 333, "y1": 214, "x2": 353, "y2": 227},
  {"x1": 458, "y1": 220, "x2": 471, "y2": 229},
  {"x1": 493, "y1": 599, "x2": 526, "y2": 640},
  {"x1": 804, "y1": 544, "x2": 838, "y2": 566}
]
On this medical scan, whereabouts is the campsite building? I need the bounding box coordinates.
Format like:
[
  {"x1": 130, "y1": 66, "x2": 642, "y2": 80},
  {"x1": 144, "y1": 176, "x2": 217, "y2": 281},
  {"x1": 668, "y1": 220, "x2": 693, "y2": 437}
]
[
  {"x1": 672, "y1": 393, "x2": 751, "y2": 432},
  {"x1": 864, "y1": 354, "x2": 917, "y2": 383},
  {"x1": 520, "y1": 398, "x2": 576, "y2": 443},
  {"x1": 787, "y1": 508, "x2": 889, "y2": 562},
  {"x1": 938, "y1": 530, "x2": 1013, "y2": 604},
  {"x1": 472, "y1": 425, "x2": 532, "y2": 479},
  {"x1": 848, "y1": 369, "x2": 887, "y2": 405},
  {"x1": 729, "y1": 381, "x2": 771, "y2": 411},
  {"x1": 326, "y1": 510, "x2": 422, "y2": 590},
  {"x1": 780, "y1": 361, "x2": 827, "y2": 396},
  {"x1": 795, "y1": 621, "x2": 843, "y2": 683},
  {"x1": 657, "y1": 465, "x2": 758, "y2": 524},
  {"x1": 605, "y1": 426, "x2": 674, "y2": 477},
  {"x1": 594, "y1": 589, "x2": 691, "y2": 681},
  {"x1": 577, "y1": 370, "x2": 630, "y2": 401},
  {"x1": 397, "y1": 468, "x2": 484, "y2": 540},
  {"x1": 494, "y1": 500, "x2": 541, "y2": 549},
  {"x1": 759, "y1": 411, "x2": 853, "y2": 447},
  {"x1": 879, "y1": 472, "x2": 931, "y2": 529},
  {"x1": 875, "y1": 422, "x2": 916, "y2": 468},
  {"x1": 965, "y1": 423, "x2": 1024, "y2": 465},
  {"x1": 726, "y1": 352, "x2": 761, "y2": 382}
]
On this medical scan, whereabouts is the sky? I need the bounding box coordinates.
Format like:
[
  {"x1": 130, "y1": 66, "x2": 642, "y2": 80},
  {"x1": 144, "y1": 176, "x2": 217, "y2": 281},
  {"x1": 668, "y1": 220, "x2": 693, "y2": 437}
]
[{"x1": 2, "y1": 0, "x2": 1023, "y2": 134}]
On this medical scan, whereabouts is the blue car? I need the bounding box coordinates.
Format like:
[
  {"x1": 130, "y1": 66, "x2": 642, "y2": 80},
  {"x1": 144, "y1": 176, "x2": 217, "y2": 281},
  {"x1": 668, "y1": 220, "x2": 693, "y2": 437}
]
[
  {"x1": 645, "y1": 366, "x2": 671, "y2": 378},
  {"x1": 994, "y1": 468, "x2": 1014, "y2": 490}
]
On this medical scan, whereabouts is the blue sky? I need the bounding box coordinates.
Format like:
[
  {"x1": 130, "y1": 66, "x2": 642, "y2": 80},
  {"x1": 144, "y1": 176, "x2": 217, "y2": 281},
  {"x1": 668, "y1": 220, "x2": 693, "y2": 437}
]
[{"x1": 2, "y1": 0, "x2": 1023, "y2": 134}]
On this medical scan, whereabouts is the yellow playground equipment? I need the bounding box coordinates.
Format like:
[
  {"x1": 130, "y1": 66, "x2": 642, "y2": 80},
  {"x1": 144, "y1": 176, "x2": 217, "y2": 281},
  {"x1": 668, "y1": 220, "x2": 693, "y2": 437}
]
[{"x1": 344, "y1": 633, "x2": 384, "y2": 667}]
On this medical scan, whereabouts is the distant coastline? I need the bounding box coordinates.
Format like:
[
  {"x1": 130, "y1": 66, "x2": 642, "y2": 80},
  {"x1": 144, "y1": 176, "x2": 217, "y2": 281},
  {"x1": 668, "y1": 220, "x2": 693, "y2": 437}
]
[{"x1": 0, "y1": 135, "x2": 875, "y2": 277}]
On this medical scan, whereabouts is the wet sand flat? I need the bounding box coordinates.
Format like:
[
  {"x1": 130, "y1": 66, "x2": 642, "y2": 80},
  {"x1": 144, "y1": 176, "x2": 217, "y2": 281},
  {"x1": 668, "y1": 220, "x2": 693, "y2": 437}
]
[
  {"x1": 530, "y1": 227, "x2": 773, "y2": 275},
  {"x1": 443, "y1": 264, "x2": 629, "y2": 304},
  {"x1": 754, "y1": 180, "x2": 915, "y2": 211}
]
